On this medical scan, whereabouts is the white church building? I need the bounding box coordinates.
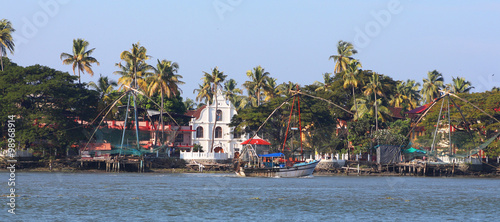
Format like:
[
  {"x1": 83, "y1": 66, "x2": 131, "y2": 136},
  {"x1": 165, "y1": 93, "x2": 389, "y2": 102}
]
[{"x1": 180, "y1": 90, "x2": 246, "y2": 160}]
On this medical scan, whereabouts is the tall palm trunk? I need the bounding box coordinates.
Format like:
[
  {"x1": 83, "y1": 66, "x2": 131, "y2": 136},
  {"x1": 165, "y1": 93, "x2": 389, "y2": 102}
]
[
  {"x1": 78, "y1": 68, "x2": 83, "y2": 125},
  {"x1": 352, "y1": 86, "x2": 359, "y2": 119},
  {"x1": 374, "y1": 93, "x2": 378, "y2": 131},
  {"x1": 160, "y1": 90, "x2": 164, "y2": 145},
  {"x1": 211, "y1": 85, "x2": 218, "y2": 153}
]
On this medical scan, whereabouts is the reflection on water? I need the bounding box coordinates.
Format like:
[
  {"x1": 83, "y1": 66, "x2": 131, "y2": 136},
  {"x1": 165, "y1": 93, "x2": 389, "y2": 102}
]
[{"x1": 3, "y1": 172, "x2": 499, "y2": 221}]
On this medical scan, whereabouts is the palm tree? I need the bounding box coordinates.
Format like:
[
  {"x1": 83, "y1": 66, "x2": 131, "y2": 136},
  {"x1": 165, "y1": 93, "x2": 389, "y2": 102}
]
[
  {"x1": 202, "y1": 67, "x2": 227, "y2": 152},
  {"x1": 421, "y1": 70, "x2": 444, "y2": 104},
  {"x1": 88, "y1": 75, "x2": 119, "y2": 119},
  {"x1": 342, "y1": 59, "x2": 362, "y2": 118},
  {"x1": 449, "y1": 77, "x2": 473, "y2": 93},
  {"x1": 183, "y1": 98, "x2": 196, "y2": 111},
  {"x1": 278, "y1": 81, "x2": 298, "y2": 98},
  {"x1": 223, "y1": 79, "x2": 242, "y2": 107},
  {"x1": 60, "y1": 38, "x2": 100, "y2": 84},
  {"x1": 243, "y1": 65, "x2": 271, "y2": 106},
  {"x1": 194, "y1": 83, "x2": 213, "y2": 105},
  {"x1": 314, "y1": 73, "x2": 334, "y2": 92},
  {"x1": 114, "y1": 60, "x2": 152, "y2": 92},
  {"x1": 353, "y1": 95, "x2": 391, "y2": 123},
  {"x1": 404, "y1": 79, "x2": 421, "y2": 110},
  {"x1": 115, "y1": 42, "x2": 151, "y2": 90},
  {"x1": 237, "y1": 89, "x2": 258, "y2": 109},
  {"x1": 389, "y1": 81, "x2": 407, "y2": 109},
  {"x1": 389, "y1": 80, "x2": 422, "y2": 111},
  {"x1": 263, "y1": 77, "x2": 280, "y2": 102},
  {"x1": 0, "y1": 19, "x2": 15, "y2": 71},
  {"x1": 364, "y1": 73, "x2": 384, "y2": 130},
  {"x1": 147, "y1": 59, "x2": 184, "y2": 144},
  {"x1": 329, "y1": 40, "x2": 358, "y2": 74}
]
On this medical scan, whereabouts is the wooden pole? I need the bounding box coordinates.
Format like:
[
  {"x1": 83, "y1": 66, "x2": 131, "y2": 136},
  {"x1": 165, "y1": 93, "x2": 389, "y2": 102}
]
[
  {"x1": 424, "y1": 163, "x2": 427, "y2": 176},
  {"x1": 452, "y1": 163, "x2": 455, "y2": 177}
]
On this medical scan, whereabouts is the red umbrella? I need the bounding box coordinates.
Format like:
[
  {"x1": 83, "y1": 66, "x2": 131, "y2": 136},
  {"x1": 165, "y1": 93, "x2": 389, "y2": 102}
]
[{"x1": 241, "y1": 136, "x2": 271, "y2": 145}]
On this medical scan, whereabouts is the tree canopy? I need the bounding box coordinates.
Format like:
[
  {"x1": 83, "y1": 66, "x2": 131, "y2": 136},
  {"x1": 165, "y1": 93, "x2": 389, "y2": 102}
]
[{"x1": 0, "y1": 60, "x2": 98, "y2": 158}]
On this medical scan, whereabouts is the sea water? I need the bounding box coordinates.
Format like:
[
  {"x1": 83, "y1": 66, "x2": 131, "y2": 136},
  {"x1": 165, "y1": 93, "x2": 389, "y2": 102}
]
[{"x1": 2, "y1": 172, "x2": 499, "y2": 221}]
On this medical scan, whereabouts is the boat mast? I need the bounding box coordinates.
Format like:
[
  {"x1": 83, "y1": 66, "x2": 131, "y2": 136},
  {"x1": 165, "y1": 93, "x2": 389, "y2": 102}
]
[
  {"x1": 296, "y1": 85, "x2": 303, "y2": 161},
  {"x1": 282, "y1": 85, "x2": 304, "y2": 161},
  {"x1": 283, "y1": 96, "x2": 296, "y2": 153},
  {"x1": 447, "y1": 95, "x2": 452, "y2": 156}
]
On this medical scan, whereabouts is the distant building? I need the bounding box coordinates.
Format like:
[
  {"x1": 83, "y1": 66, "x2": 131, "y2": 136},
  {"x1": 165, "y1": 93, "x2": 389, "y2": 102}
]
[
  {"x1": 78, "y1": 109, "x2": 195, "y2": 159},
  {"x1": 182, "y1": 90, "x2": 246, "y2": 160}
]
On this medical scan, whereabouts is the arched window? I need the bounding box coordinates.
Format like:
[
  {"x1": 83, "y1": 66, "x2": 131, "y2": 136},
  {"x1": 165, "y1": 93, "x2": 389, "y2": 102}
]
[
  {"x1": 196, "y1": 126, "x2": 203, "y2": 138},
  {"x1": 215, "y1": 127, "x2": 222, "y2": 138},
  {"x1": 216, "y1": 110, "x2": 222, "y2": 121}
]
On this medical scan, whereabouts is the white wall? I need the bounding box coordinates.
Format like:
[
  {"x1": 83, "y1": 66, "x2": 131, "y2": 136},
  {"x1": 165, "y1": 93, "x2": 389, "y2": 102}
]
[{"x1": 187, "y1": 90, "x2": 246, "y2": 160}]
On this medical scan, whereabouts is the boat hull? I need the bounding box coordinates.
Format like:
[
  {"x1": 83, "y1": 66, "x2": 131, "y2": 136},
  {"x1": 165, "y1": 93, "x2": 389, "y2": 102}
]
[{"x1": 237, "y1": 160, "x2": 320, "y2": 178}]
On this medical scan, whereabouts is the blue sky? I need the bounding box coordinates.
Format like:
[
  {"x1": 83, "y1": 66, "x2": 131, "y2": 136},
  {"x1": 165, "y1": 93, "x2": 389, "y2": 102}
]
[{"x1": 3, "y1": 0, "x2": 500, "y2": 100}]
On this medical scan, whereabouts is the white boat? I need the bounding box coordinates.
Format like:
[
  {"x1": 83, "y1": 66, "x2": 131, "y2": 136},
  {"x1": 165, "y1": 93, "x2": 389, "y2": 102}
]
[{"x1": 236, "y1": 159, "x2": 321, "y2": 178}]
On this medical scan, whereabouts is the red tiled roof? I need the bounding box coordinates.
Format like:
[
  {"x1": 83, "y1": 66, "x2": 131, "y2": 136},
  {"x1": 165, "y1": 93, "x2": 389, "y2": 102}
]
[
  {"x1": 186, "y1": 105, "x2": 206, "y2": 120},
  {"x1": 388, "y1": 107, "x2": 404, "y2": 119},
  {"x1": 406, "y1": 103, "x2": 432, "y2": 114}
]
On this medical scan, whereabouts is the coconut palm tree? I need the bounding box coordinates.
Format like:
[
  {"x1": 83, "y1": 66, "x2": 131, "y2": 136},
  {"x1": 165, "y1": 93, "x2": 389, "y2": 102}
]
[
  {"x1": 243, "y1": 65, "x2": 271, "y2": 106},
  {"x1": 314, "y1": 73, "x2": 334, "y2": 92},
  {"x1": 0, "y1": 19, "x2": 15, "y2": 71},
  {"x1": 449, "y1": 77, "x2": 473, "y2": 93},
  {"x1": 329, "y1": 40, "x2": 358, "y2": 74},
  {"x1": 389, "y1": 81, "x2": 407, "y2": 109},
  {"x1": 88, "y1": 75, "x2": 119, "y2": 119},
  {"x1": 202, "y1": 67, "x2": 227, "y2": 152},
  {"x1": 404, "y1": 79, "x2": 421, "y2": 109},
  {"x1": 263, "y1": 77, "x2": 280, "y2": 102},
  {"x1": 114, "y1": 60, "x2": 152, "y2": 92},
  {"x1": 223, "y1": 79, "x2": 242, "y2": 107},
  {"x1": 184, "y1": 98, "x2": 196, "y2": 111},
  {"x1": 115, "y1": 42, "x2": 151, "y2": 90},
  {"x1": 421, "y1": 70, "x2": 444, "y2": 104},
  {"x1": 194, "y1": 83, "x2": 213, "y2": 105},
  {"x1": 352, "y1": 95, "x2": 391, "y2": 123},
  {"x1": 147, "y1": 59, "x2": 184, "y2": 144},
  {"x1": 389, "y1": 80, "x2": 422, "y2": 111},
  {"x1": 60, "y1": 38, "x2": 100, "y2": 84},
  {"x1": 237, "y1": 89, "x2": 258, "y2": 109},
  {"x1": 364, "y1": 73, "x2": 384, "y2": 130},
  {"x1": 278, "y1": 81, "x2": 298, "y2": 98},
  {"x1": 342, "y1": 59, "x2": 362, "y2": 118}
]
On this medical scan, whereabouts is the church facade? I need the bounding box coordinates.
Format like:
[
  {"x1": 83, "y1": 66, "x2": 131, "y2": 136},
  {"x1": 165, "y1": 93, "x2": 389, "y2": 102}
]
[{"x1": 183, "y1": 91, "x2": 246, "y2": 160}]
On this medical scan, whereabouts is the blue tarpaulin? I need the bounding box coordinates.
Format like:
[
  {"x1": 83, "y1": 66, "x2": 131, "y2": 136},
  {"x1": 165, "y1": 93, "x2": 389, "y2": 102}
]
[{"x1": 258, "y1": 153, "x2": 284, "y2": 157}]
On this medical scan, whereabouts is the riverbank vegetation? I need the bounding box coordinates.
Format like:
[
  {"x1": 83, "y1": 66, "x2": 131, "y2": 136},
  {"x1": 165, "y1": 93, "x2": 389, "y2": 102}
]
[{"x1": 1, "y1": 18, "x2": 500, "y2": 161}]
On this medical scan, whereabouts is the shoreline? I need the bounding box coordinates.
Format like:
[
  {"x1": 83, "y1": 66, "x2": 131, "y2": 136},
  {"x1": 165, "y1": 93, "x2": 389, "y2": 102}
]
[{"x1": 2, "y1": 167, "x2": 498, "y2": 178}]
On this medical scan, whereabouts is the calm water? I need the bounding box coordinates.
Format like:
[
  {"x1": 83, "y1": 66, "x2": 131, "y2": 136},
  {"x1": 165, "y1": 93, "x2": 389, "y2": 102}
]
[{"x1": 2, "y1": 172, "x2": 499, "y2": 221}]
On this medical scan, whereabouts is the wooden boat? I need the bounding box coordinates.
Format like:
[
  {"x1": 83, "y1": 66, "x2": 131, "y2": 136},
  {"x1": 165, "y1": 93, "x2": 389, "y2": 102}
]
[{"x1": 236, "y1": 158, "x2": 320, "y2": 178}]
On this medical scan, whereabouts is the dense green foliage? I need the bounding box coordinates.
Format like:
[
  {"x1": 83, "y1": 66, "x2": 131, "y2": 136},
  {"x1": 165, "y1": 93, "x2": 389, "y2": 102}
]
[{"x1": 0, "y1": 58, "x2": 98, "y2": 158}]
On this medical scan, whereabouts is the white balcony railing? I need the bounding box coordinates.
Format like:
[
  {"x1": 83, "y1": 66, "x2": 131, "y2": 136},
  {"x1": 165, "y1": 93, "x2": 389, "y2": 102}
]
[{"x1": 180, "y1": 151, "x2": 228, "y2": 160}]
